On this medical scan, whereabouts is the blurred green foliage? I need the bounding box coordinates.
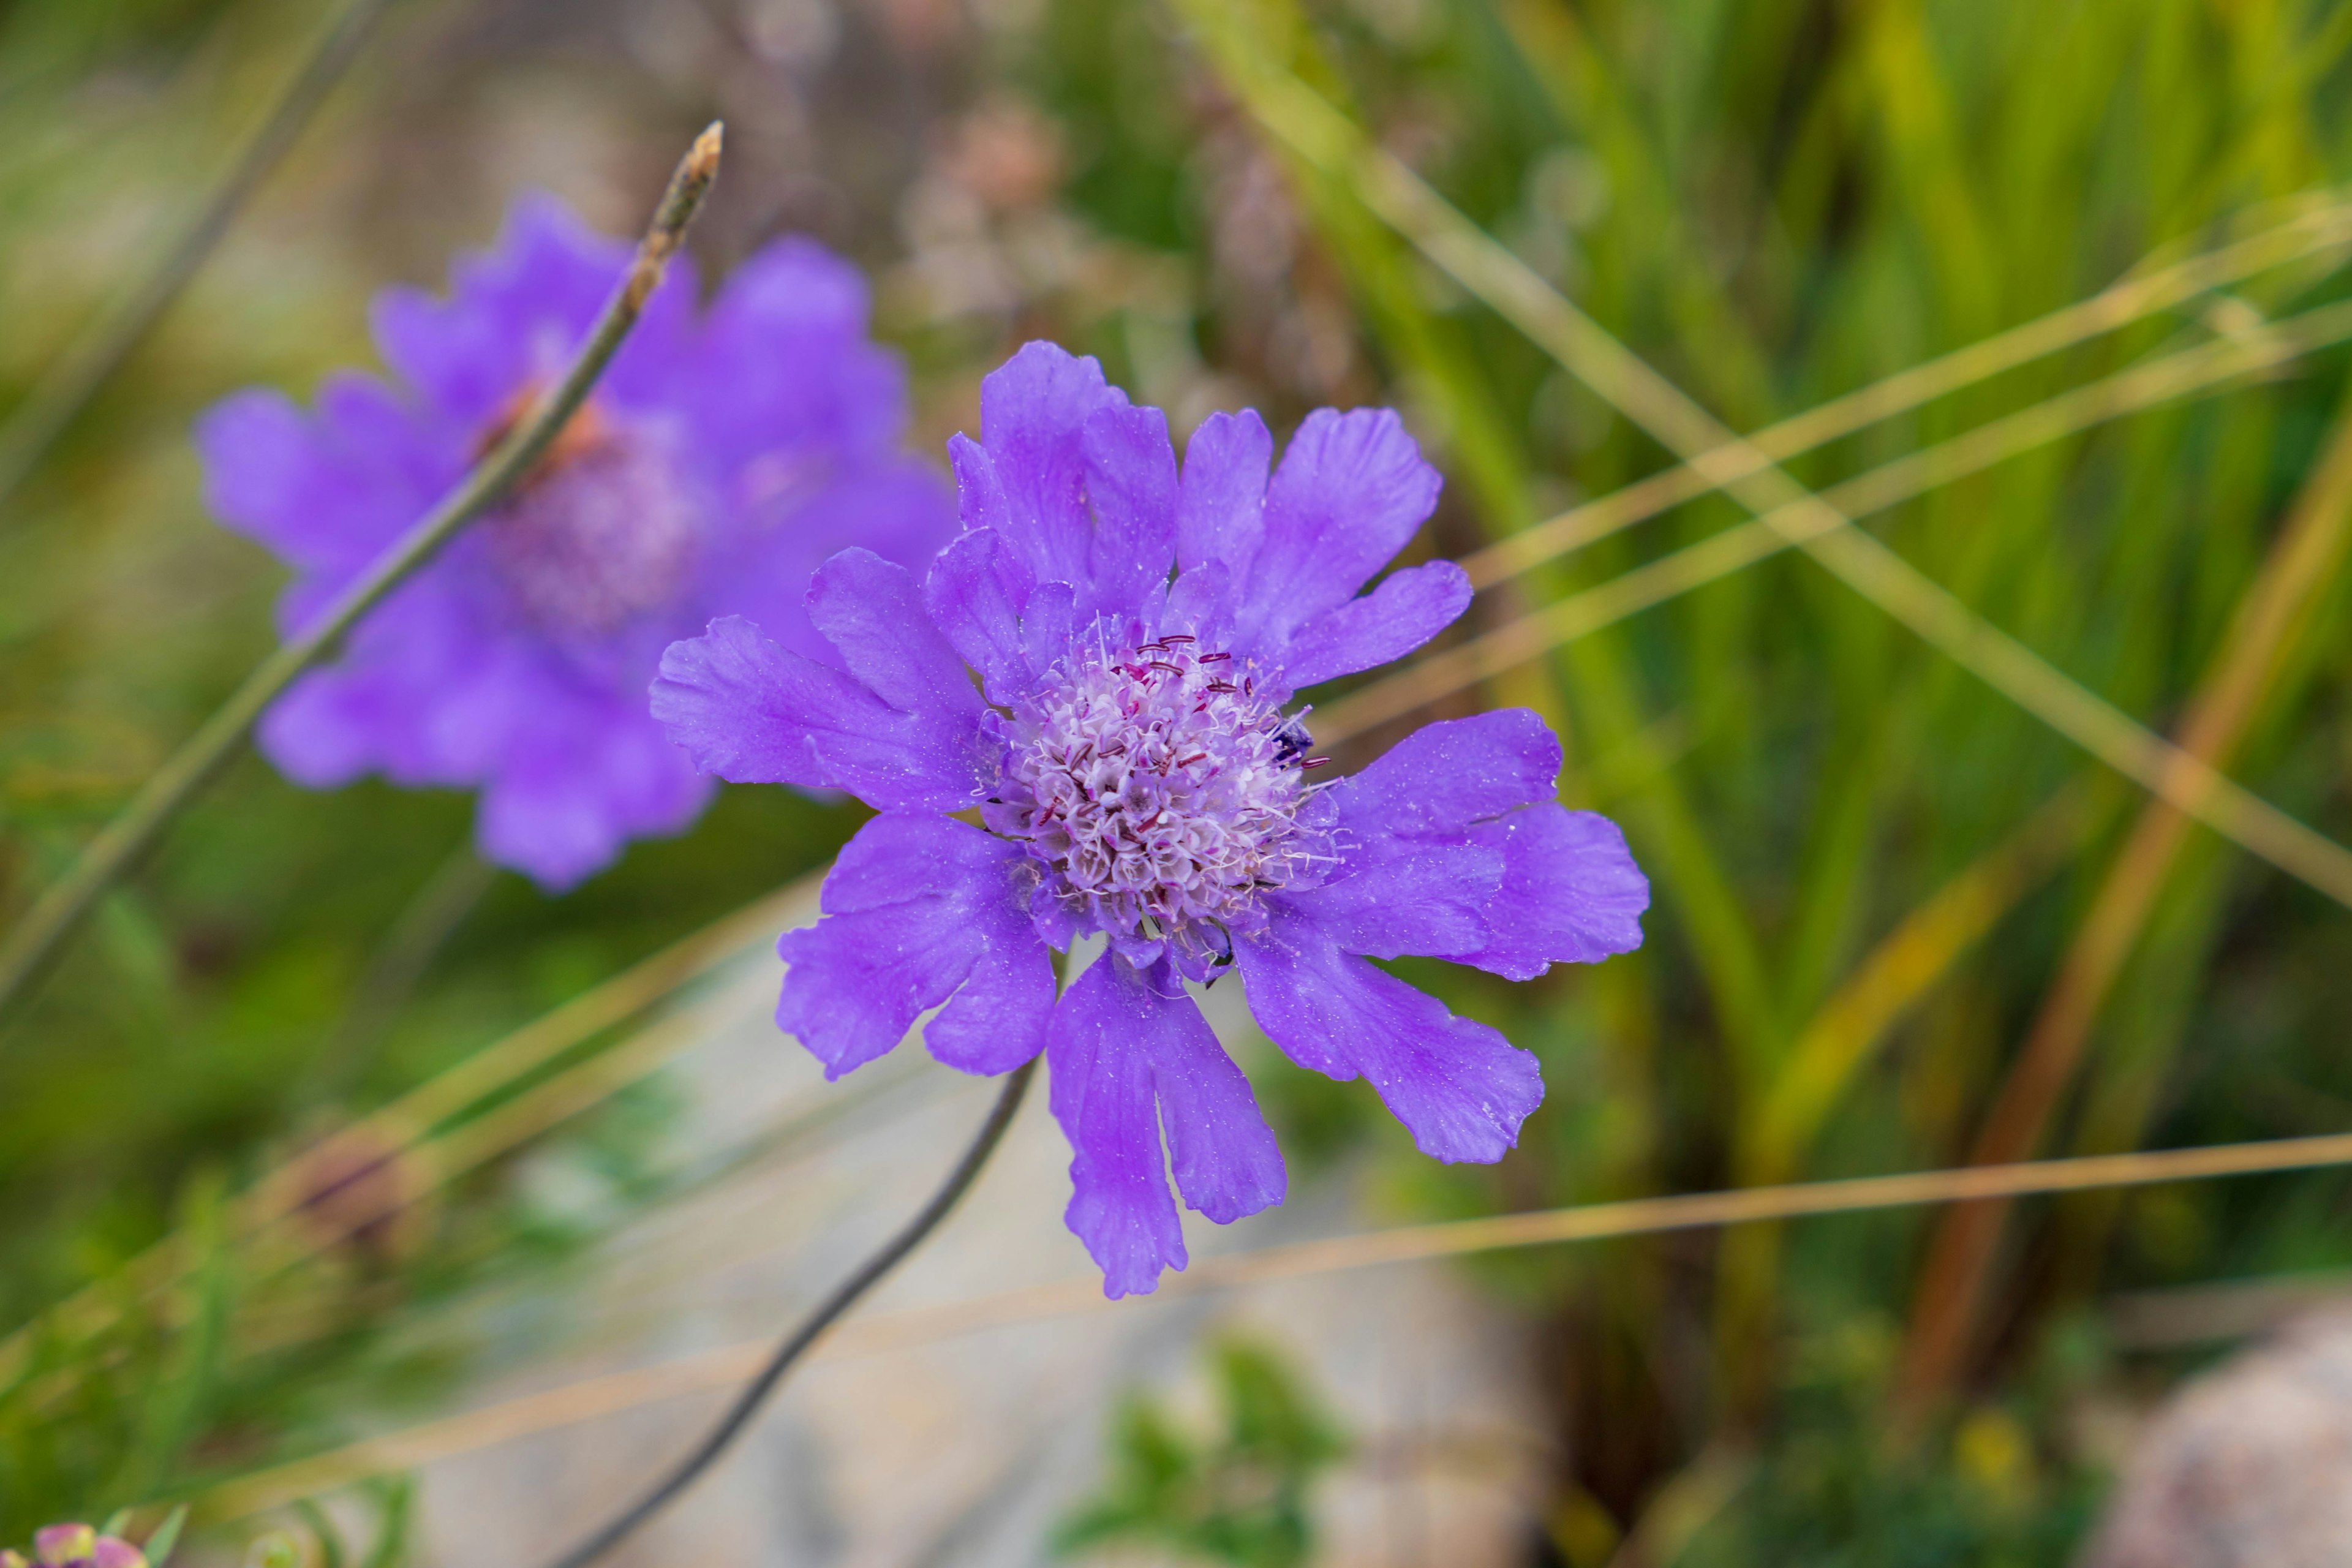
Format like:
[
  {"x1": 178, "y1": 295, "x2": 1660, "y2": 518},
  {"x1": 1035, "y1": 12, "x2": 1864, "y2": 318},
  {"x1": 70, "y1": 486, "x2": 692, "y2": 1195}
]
[
  {"x1": 6, "y1": 0, "x2": 2352, "y2": 1560},
  {"x1": 1055, "y1": 1340, "x2": 1348, "y2": 1568}
]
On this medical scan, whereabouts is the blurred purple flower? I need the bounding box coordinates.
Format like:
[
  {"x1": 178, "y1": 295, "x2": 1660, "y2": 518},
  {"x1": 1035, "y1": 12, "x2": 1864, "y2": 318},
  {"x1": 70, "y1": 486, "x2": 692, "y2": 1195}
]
[
  {"x1": 4, "y1": 1524, "x2": 146, "y2": 1568},
  {"x1": 198, "y1": 196, "x2": 954, "y2": 888},
  {"x1": 653, "y1": 342, "x2": 1649, "y2": 1297}
]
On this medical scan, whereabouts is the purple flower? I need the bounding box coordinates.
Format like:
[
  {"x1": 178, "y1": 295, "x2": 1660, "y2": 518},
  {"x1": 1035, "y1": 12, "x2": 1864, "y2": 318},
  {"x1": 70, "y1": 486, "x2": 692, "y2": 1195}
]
[
  {"x1": 653, "y1": 343, "x2": 1649, "y2": 1297},
  {"x1": 198, "y1": 196, "x2": 954, "y2": 888}
]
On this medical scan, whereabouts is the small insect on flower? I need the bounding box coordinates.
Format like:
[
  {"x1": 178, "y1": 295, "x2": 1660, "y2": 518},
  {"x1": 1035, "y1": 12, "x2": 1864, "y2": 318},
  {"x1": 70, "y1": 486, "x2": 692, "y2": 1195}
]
[
  {"x1": 653, "y1": 343, "x2": 1649, "y2": 1297},
  {"x1": 198, "y1": 196, "x2": 954, "y2": 888}
]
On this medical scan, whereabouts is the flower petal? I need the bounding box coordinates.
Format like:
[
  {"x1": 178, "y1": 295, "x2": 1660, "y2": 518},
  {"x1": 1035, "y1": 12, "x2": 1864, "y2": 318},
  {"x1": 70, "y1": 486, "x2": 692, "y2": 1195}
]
[
  {"x1": 804, "y1": 548, "x2": 984, "y2": 728},
  {"x1": 1280, "y1": 559, "x2": 1471, "y2": 688},
  {"x1": 650, "y1": 615, "x2": 982, "y2": 811},
  {"x1": 924, "y1": 527, "x2": 1033, "y2": 703},
  {"x1": 1150, "y1": 998, "x2": 1287, "y2": 1226},
  {"x1": 777, "y1": 813, "x2": 1052, "y2": 1078},
  {"x1": 1047, "y1": 954, "x2": 1186, "y2": 1298},
  {"x1": 195, "y1": 378, "x2": 453, "y2": 586},
  {"x1": 1175, "y1": 408, "x2": 1272, "y2": 576},
  {"x1": 1237, "y1": 910, "x2": 1542, "y2": 1164},
  {"x1": 976, "y1": 341, "x2": 1128, "y2": 592},
  {"x1": 1329, "y1": 709, "x2": 1562, "y2": 835},
  {"x1": 369, "y1": 195, "x2": 633, "y2": 428},
  {"x1": 475, "y1": 696, "x2": 712, "y2": 889},
  {"x1": 1078, "y1": 401, "x2": 1179, "y2": 619},
  {"x1": 1233, "y1": 407, "x2": 1442, "y2": 651},
  {"x1": 693, "y1": 235, "x2": 905, "y2": 467},
  {"x1": 1459, "y1": 805, "x2": 1650, "y2": 978}
]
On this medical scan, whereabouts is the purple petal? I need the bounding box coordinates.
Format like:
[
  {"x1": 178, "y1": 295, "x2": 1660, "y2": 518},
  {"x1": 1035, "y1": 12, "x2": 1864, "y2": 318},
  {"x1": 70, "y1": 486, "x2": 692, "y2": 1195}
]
[
  {"x1": 804, "y1": 548, "x2": 984, "y2": 727},
  {"x1": 693, "y1": 235, "x2": 905, "y2": 467},
  {"x1": 924, "y1": 527, "x2": 1033, "y2": 703},
  {"x1": 1459, "y1": 805, "x2": 1649, "y2": 978},
  {"x1": 1047, "y1": 955, "x2": 1186, "y2": 1298},
  {"x1": 1237, "y1": 910, "x2": 1542, "y2": 1164},
  {"x1": 89, "y1": 1542, "x2": 146, "y2": 1568},
  {"x1": 369, "y1": 194, "x2": 692, "y2": 431},
  {"x1": 949, "y1": 432, "x2": 1019, "y2": 542},
  {"x1": 1020, "y1": 579, "x2": 1077, "y2": 677},
  {"x1": 1279, "y1": 559, "x2": 1471, "y2": 688},
  {"x1": 698, "y1": 458, "x2": 956, "y2": 672},
  {"x1": 1297, "y1": 835, "x2": 1501, "y2": 961},
  {"x1": 1329, "y1": 709, "x2": 1562, "y2": 836},
  {"x1": 1175, "y1": 408, "x2": 1272, "y2": 576},
  {"x1": 650, "y1": 616, "x2": 984, "y2": 811},
  {"x1": 777, "y1": 814, "x2": 1052, "y2": 1078},
  {"x1": 195, "y1": 378, "x2": 454, "y2": 586},
  {"x1": 976, "y1": 341, "x2": 1128, "y2": 591},
  {"x1": 475, "y1": 697, "x2": 712, "y2": 889},
  {"x1": 1078, "y1": 401, "x2": 1178, "y2": 619},
  {"x1": 1150, "y1": 995, "x2": 1287, "y2": 1226},
  {"x1": 1298, "y1": 710, "x2": 1570, "y2": 959},
  {"x1": 1234, "y1": 408, "x2": 1442, "y2": 652}
]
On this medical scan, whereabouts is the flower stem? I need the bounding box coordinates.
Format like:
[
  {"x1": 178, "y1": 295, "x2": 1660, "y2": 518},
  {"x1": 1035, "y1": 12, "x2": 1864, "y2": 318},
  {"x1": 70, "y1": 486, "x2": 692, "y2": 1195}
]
[
  {"x1": 0, "y1": 123, "x2": 726, "y2": 1025},
  {"x1": 535, "y1": 1058, "x2": 1039, "y2": 1568},
  {"x1": 0, "y1": 0, "x2": 400, "y2": 525}
]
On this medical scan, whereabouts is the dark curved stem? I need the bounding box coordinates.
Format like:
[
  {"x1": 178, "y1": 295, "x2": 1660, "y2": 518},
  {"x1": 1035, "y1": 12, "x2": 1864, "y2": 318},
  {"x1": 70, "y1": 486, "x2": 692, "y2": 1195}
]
[
  {"x1": 0, "y1": 123, "x2": 724, "y2": 1025},
  {"x1": 537, "y1": 1060, "x2": 1038, "y2": 1568},
  {"x1": 0, "y1": 0, "x2": 399, "y2": 522}
]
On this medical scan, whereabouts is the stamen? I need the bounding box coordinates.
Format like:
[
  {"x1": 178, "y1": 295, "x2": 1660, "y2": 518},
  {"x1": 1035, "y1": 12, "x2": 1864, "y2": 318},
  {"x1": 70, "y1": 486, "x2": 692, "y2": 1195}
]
[{"x1": 990, "y1": 630, "x2": 1328, "y2": 974}]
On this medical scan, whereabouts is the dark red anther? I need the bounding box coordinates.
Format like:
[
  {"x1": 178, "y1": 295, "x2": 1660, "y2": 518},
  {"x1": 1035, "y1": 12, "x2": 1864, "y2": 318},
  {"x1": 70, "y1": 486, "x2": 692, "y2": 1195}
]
[
  {"x1": 1199, "y1": 650, "x2": 1231, "y2": 662},
  {"x1": 1161, "y1": 633, "x2": 1196, "y2": 644},
  {"x1": 1301, "y1": 756, "x2": 1331, "y2": 769},
  {"x1": 1148, "y1": 660, "x2": 1184, "y2": 676},
  {"x1": 1177, "y1": 752, "x2": 1208, "y2": 767},
  {"x1": 1205, "y1": 680, "x2": 1237, "y2": 693}
]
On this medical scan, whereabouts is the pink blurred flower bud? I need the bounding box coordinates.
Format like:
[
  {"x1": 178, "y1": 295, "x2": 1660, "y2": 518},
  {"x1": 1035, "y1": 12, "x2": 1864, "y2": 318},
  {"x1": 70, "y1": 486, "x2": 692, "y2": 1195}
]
[{"x1": 33, "y1": 1528, "x2": 94, "y2": 1567}]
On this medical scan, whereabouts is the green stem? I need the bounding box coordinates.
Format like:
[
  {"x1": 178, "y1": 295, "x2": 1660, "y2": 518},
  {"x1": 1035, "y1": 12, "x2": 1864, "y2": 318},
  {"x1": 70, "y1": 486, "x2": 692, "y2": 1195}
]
[{"x1": 0, "y1": 122, "x2": 726, "y2": 1025}]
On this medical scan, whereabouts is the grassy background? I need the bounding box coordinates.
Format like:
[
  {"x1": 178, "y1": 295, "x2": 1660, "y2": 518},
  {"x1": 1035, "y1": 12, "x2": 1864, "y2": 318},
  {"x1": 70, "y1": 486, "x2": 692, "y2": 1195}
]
[{"x1": 6, "y1": 0, "x2": 2352, "y2": 1561}]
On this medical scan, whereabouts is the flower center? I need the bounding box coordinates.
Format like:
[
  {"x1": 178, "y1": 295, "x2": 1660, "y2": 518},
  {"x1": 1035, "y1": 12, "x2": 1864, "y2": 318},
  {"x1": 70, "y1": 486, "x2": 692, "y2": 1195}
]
[
  {"x1": 478, "y1": 399, "x2": 698, "y2": 636},
  {"x1": 989, "y1": 634, "x2": 1328, "y2": 967}
]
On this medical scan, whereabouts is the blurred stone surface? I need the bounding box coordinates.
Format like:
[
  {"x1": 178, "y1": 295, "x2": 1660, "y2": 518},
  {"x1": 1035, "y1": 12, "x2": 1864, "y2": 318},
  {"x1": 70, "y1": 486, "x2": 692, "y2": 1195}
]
[
  {"x1": 412, "y1": 927, "x2": 1550, "y2": 1567},
  {"x1": 2082, "y1": 1309, "x2": 2352, "y2": 1568}
]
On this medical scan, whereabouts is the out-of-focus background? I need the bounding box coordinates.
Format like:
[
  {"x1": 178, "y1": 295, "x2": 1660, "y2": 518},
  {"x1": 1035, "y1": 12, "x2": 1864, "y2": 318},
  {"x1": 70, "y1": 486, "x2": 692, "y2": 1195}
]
[{"x1": 9, "y1": 0, "x2": 2352, "y2": 1563}]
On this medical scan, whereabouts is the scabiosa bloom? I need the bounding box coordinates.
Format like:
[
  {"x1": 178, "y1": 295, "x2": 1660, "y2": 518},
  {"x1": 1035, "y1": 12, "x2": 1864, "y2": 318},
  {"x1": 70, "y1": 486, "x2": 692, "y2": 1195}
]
[
  {"x1": 4, "y1": 1525, "x2": 146, "y2": 1568},
  {"x1": 653, "y1": 343, "x2": 1649, "y2": 1296},
  {"x1": 197, "y1": 197, "x2": 954, "y2": 887}
]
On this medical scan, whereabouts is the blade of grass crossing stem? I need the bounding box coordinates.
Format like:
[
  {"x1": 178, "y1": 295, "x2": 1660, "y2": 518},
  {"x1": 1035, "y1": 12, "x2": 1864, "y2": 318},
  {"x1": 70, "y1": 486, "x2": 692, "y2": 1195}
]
[
  {"x1": 1316, "y1": 295, "x2": 2352, "y2": 747},
  {"x1": 0, "y1": 123, "x2": 725, "y2": 1023},
  {"x1": 1195, "y1": 48, "x2": 2352, "y2": 911},
  {"x1": 1896, "y1": 388, "x2": 2352, "y2": 1411}
]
